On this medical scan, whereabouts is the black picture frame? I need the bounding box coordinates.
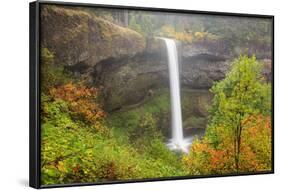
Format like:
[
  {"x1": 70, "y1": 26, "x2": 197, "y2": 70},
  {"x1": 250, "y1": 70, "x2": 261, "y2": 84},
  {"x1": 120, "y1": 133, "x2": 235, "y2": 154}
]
[{"x1": 30, "y1": 1, "x2": 274, "y2": 189}]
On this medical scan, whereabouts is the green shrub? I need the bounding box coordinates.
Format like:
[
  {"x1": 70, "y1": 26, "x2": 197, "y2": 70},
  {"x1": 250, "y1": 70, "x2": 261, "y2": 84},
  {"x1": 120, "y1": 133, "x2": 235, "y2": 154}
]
[{"x1": 41, "y1": 47, "x2": 72, "y2": 93}]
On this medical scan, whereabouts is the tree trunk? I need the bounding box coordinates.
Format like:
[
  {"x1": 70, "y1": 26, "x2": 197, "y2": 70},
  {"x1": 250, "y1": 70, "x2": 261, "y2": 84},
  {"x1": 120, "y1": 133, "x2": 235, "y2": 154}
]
[
  {"x1": 237, "y1": 120, "x2": 243, "y2": 172},
  {"x1": 234, "y1": 113, "x2": 243, "y2": 173},
  {"x1": 234, "y1": 126, "x2": 239, "y2": 173}
]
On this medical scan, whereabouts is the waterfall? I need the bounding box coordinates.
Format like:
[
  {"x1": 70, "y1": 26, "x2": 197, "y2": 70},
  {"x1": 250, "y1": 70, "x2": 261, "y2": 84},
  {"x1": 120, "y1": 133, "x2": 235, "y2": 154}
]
[{"x1": 161, "y1": 38, "x2": 191, "y2": 152}]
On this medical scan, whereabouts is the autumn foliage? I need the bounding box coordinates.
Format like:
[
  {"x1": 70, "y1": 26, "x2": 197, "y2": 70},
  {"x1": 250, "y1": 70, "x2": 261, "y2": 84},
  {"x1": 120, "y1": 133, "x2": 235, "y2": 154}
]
[
  {"x1": 49, "y1": 83, "x2": 106, "y2": 126},
  {"x1": 182, "y1": 56, "x2": 272, "y2": 175},
  {"x1": 183, "y1": 114, "x2": 271, "y2": 174}
]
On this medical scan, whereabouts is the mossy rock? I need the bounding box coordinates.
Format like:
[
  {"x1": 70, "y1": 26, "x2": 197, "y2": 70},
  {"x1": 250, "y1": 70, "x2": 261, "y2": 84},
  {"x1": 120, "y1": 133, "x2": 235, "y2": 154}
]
[
  {"x1": 106, "y1": 88, "x2": 211, "y2": 139},
  {"x1": 41, "y1": 5, "x2": 145, "y2": 67}
]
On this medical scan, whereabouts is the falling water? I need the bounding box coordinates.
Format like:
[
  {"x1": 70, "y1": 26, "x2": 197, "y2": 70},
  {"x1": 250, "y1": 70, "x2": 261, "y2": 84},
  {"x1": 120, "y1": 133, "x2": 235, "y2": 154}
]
[{"x1": 161, "y1": 38, "x2": 192, "y2": 152}]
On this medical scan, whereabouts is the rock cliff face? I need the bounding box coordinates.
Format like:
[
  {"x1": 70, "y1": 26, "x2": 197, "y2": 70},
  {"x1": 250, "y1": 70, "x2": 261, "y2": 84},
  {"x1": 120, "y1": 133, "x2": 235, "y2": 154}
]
[
  {"x1": 41, "y1": 6, "x2": 271, "y2": 112},
  {"x1": 41, "y1": 5, "x2": 145, "y2": 67},
  {"x1": 180, "y1": 54, "x2": 229, "y2": 89},
  {"x1": 91, "y1": 51, "x2": 169, "y2": 111},
  {"x1": 91, "y1": 39, "x2": 230, "y2": 111}
]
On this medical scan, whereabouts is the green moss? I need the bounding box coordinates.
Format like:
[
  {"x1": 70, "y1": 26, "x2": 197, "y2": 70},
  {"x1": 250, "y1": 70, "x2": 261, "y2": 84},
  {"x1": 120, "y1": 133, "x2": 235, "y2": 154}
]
[
  {"x1": 40, "y1": 47, "x2": 74, "y2": 94},
  {"x1": 107, "y1": 88, "x2": 211, "y2": 136},
  {"x1": 183, "y1": 116, "x2": 206, "y2": 129},
  {"x1": 106, "y1": 89, "x2": 171, "y2": 132},
  {"x1": 94, "y1": 16, "x2": 145, "y2": 49},
  {"x1": 41, "y1": 47, "x2": 54, "y2": 65},
  {"x1": 43, "y1": 5, "x2": 90, "y2": 45}
]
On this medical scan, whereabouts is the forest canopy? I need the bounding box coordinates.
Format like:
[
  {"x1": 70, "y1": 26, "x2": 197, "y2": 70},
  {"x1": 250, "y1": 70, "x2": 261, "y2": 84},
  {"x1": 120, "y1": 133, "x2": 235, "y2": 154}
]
[{"x1": 84, "y1": 8, "x2": 272, "y2": 58}]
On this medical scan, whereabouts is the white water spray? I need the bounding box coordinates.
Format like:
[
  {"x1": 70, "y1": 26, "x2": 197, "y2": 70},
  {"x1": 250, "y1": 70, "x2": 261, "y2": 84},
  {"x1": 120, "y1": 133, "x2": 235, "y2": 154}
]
[{"x1": 160, "y1": 38, "x2": 193, "y2": 152}]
